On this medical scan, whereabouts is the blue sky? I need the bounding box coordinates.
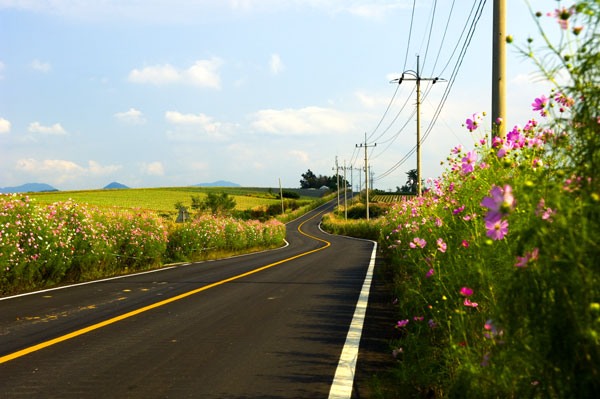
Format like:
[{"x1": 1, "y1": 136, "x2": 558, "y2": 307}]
[{"x1": 0, "y1": 0, "x2": 557, "y2": 191}]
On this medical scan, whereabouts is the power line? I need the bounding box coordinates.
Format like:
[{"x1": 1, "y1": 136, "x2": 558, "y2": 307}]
[
  {"x1": 403, "y1": 0, "x2": 417, "y2": 71},
  {"x1": 375, "y1": 0, "x2": 487, "y2": 183}
]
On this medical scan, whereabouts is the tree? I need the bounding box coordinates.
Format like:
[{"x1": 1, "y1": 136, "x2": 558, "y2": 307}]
[
  {"x1": 191, "y1": 192, "x2": 236, "y2": 215},
  {"x1": 300, "y1": 169, "x2": 318, "y2": 188},
  {"x1": 399, "y1": 169, "x2": 423, "y2": 194}
]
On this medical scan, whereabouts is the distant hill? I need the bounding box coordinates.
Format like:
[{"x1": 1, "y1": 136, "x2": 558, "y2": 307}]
[
  {"x1": 193, "y1": 180, "x2": 241, "y2": 187},
  {"x1": 103, "y1": 182, "x2": 130, "y2": 190},
  {"x1": 0, "y1": 183, "x2": 58, "y2": 194}
]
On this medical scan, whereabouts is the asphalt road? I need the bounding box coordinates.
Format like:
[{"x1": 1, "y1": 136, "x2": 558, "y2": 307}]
[{"x1": 0, "y1": 201, "x2": 380, "y2": 398}]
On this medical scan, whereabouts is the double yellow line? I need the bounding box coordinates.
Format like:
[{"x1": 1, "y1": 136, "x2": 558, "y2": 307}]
[{"x1": 0, "y1": 210, "x2": 331, "y2": 365}]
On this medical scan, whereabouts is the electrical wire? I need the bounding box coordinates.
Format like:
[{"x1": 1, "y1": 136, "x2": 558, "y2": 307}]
[
  {"x1": 403, "y1": 0, "x2": 417, "y2": 71},
  {"x1": 427, "y1": 0, "x2": 456, "y2": 77},
  {"x1": 421, "y1": 0, "x2": 438, "y2": 72},
  {"x1": 366, "y1": 83, "x2": 401, "y2": 142},
  {"x1": 374, "y1": 0, "x2": 486, "y2": 182}
]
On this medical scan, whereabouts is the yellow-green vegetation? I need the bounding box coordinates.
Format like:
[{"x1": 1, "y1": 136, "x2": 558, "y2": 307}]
[{"x1": 29, "y1": 187, "x2": 309, "y2": 215}]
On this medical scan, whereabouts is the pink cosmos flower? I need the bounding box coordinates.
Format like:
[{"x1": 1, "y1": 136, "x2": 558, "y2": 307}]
[
  {"x1": 515, "y1": 248, "x2": 539, "y2": 267},
  {"x1": 453, "y1": 205, "x2": 465, "y2": 215},
  {"x1": 409, "y1": 237, "x2": 427, "y2": 248},
  {"x1": 460, "y1": 287, "x2": 474, "y2": 296},
  {"x1": 426, "y1": 268, "x2": 435, "y2": 277},
  {"x1": 461, "y1": 240, "x2": 469, "y2": 247},
  {"x1": 536, "y1": 198, "x2": 555, "y2": 221},
  {"x1": 532, "y1": 158, "x2": 543, "y2": 169},
  {"x1": 465, "y1": 113, "x2": 480, "y2": 132},
  {"x1": 464, "y1": 298, "x2": 478, "y2": 307},
  {"x1": 435, "y1": 217, "x2": 443, "y2": 227},
  {"x1": 461, "y1": 151, "x2": 477, "y2": 174},
  {"x1": 532, "y1": 95, "x2": 547, "y2": 111},
  {"x1": 397, "y1": 319, "x2": 409, "y2": 327},
  {"x1": 414, "y1": 316, "x2": 424, "y2": 321},
  {"x1": 452, "y1": 144, "x2": 464, "y2": 154},
  {"x1": 485, "y1": 218, "x2": 509, "y2": 240},
  {"x1": 481, "y1": 185, "x2": 515, "y2": 223},
  {"x1": 392, "y1": 347, "x2": 403, "y2": 358},
  {"x1": 436, "y1": 238, "x2": 446, "y2": 253}
]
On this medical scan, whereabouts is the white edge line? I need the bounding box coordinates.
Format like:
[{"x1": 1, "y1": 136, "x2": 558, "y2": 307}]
[
  {"x1": 0, "y1": 239, "x2": 291, "y2": 302},
  {"x1": 328, "y1": 240, "x2": 377, "y2": 399}
]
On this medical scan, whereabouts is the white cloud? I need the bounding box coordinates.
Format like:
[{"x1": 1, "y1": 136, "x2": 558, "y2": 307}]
[
  {"x1": 28, "y1": 122, "x2": 68, "y2": 135},
  {"x1": 289, "y1": 150, "x2": 309, "y2": 162},
  {"x1": 0, "y1": 117, "x2": 10, "y2": 134},
  {"x1": 355, "y1": 90, "x2": 393, "y2": 108},
  {"x1": 128, "y1": 57, "x2": 223, "y2": 88},
  {"x1": 0, "y1": 61, "x2": 4, "y2": 79},
  {"x1": 87, "y1": 160, "x2": 122, "y2": 175},
  {"x1": 165, "y1": 111, "x2": 221, "y2": 131},
  {"x1": 269, "y1": 54, "x2": 284, "y2": 75},
  {"x1": 140, "y1": 161, "x2": 165, "y2": 176},
  {"x1": 186, "y1": 57, "x2": 223, "y2": 88},
  {"x1": 251, "y1": 106, "x2": 358, "y2": 135},
  {"x1": 114, "y1": 108, "x2": 146, "y2": 124},
  {"x1": 30, "y1": 59, "x2": 51, "y2": 72},
  {"x1": 15, "y1": 159, "x2": 121, "y2": 183},
  {"x1": 128, "y1": 64, "x2": 180, "y2": 85}
]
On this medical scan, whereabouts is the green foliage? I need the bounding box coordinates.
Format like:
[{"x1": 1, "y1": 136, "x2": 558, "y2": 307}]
[
  {"x1": 196, "y1": 192, "x2": 237, "y2": 215},
  {"x1": 277, "y1": 190, "x2": 301, "y2": 199}
]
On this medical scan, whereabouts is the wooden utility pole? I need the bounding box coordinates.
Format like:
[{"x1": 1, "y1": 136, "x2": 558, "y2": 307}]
[
  {"x1": 343, "y1": 160, "x2": 347, "y2": 220},
  {"x1": 390, "y1": 55, "x2": 445, "y2": 196},
  {"x1": 279, "y1": 178, "x2": 284, "y2": 214},
  {"x1": 333, "y1": 157, "x2": 340, "y2": 209},
  {"x1": 356, "y1": 133, "x2": 376, "y2": 220},
  {"x1": 492, "y1": 0, "x2": 506, "y2": 139}
]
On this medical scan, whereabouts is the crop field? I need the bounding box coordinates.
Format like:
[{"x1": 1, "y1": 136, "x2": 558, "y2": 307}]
[
  {"x1": 371, "y1": 194, "x2": 410, "y2": 203},
  {"x1": 28, "y1": 186, "x2": 320, "y2": 214}
]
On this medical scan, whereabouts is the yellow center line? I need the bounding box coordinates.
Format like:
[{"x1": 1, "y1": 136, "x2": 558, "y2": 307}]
[{"x1": 0, "y1": 209, "x2": 331, "y2": 365}]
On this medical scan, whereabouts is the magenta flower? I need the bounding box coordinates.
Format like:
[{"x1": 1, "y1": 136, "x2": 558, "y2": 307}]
[
  {"x1": 392, "y1": 347, "x2": 403, "y2": 358},
  {"x1": 452, "y1": 144, "x2": 464, "y2": 154},
  {"x1": 532, "y1": 95, "x2": 548, "y2": 112},
  {"x1": 465, "y1": 113, "x2": 480, "y2": 132},
  {"x1": 532, "y1": 158, "x2": 543, "y2": 169},
  {"x1": 409, "y1": 237, "x2": 427, "y2": 248},
  {"x1": 397, "y1": 319, "x2": 409, "y2": 327},
  {"x1": 515, "y1": 248, "x2": 539, "y2": 267},
  {"x1": 481, "y1": 185, "x2": 515, "y2": 222},
  {"x1": 464, "y1": 298, "x2": 478, "y2": 307},
  {"x1": 453, "y1": 205, "x2": 465, "y2": 215},
  {"x1": 436, "y1": 238, "x2": 446, "y2": 253},
  {"x1": 414, "y1": 316, "x2": 424, "y2": 321},
  {"x1": 435, "y1": 217, "x2": 443, "y2": 227},
  {"x1": 426, "y1": 268, "x2": 435, "y2": 277},
  {"x1": 485, "y1": 218, "x2": 509, "y2": 240},
  {"x1": 460, "y1": 287, "x2": 474, "y2": 296},
  {"x1": 461, "y1": 240, "x2": 469, "y2": 247},
  {"x1": 461, "y1": 151, "x2": 477, "y2": 174},
  {"x1": 536, "y1": 198, "x2": 555, "y2": 221}
]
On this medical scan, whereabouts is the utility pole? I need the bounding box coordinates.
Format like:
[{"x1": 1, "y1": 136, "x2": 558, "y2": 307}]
[
  {"x1": 356, "y1": 133, "x2": 376, "y2": 220},
  {"x1": 492, "y1": 0, "x2": 506, "y2": 139},
  {"x1": 332, "y1": 157, "x2": 340, "y2": 209},
  {"x1": 350, "y1": 165, "x2": 354, "y2": 204},
  {"x1": 343, "y1": 160, "x2": 347, "y2": 220},
  {"x1": 390, "y1": 55, "x2": 445, "y2": 196},
  {"x1": 279, "y1": 178, "x2": 284, "y2": 214}
]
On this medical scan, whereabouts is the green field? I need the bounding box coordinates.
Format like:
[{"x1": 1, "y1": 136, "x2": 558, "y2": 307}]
[{"x1": 28, "y1": 186, "x2": 323, "y2": 214}]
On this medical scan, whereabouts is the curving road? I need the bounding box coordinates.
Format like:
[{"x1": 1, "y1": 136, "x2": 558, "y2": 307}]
[{"x1": 0, "y1": 201, "x2": 379, "y2": 398}]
